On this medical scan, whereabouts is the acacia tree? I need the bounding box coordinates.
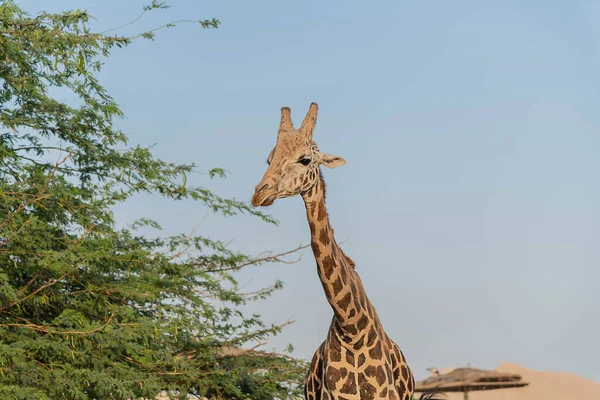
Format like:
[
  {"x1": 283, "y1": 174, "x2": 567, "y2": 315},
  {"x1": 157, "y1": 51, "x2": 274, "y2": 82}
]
[{"x1": 0, "y1": 1, "x2": 307, "y2": 399}]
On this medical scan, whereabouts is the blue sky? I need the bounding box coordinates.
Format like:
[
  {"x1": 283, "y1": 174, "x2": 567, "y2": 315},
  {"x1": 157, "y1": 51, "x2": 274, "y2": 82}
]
[{"x1": 22, "y1": 0, "x2": 600, "y2": 381}]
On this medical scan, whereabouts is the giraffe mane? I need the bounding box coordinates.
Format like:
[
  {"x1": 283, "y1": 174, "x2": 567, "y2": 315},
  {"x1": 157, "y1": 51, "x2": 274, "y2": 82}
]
[{"x1": 320, "y1": 171, "x2": 327, "y2": 200}]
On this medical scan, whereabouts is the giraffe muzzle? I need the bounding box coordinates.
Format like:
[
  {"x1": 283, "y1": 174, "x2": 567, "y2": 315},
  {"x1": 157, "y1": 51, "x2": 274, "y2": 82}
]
[
  {"x1": 251, "y1": 192, "x2": 276, "y2": 207},
  {"x1": 252, "y1": 183, "x2": 277, "y2": 207}
]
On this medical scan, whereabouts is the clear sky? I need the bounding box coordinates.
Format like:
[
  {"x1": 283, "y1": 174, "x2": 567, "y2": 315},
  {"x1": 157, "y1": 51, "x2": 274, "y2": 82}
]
[{"x1": 22, "y1": 0, "x2": 600, "y2": 382}]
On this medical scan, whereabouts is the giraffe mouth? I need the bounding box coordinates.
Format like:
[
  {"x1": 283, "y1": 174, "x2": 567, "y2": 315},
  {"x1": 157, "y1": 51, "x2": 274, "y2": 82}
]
[
  {"x1": 261, "y1": 194, "x2": 276, "y2": 206},
  {"x1": 251, "y1": 192, "x2": 277, "y2": 207}
]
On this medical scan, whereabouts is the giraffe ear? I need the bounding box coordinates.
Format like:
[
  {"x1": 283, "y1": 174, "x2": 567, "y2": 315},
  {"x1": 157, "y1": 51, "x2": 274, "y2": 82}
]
[
  {"x1": 266, "y1": 148, "x2": 275, "y2": 165},
  {"x1": 321, "y1": 154, "x2": 346, "y2": 169}
]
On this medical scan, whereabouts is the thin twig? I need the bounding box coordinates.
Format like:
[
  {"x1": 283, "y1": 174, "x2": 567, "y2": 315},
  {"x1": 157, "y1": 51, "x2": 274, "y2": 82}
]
[
  {"x1": 0, "y1": 313, "x2": 114, "y2": 335},
  {"x1": 170, "y1": 214, "x2": 208, "y2": 260},
  {"x1": 101, "y1": 8, "x2": 148, "y2": 34},
  {"x1": 204, "y1": 243, "x2": 310, "y2": 273},
  {"x1": 129, "y1": 20, "x2": 208, "y2": 39},
  {"x1": 0, "y1": 264, "x2": 83, "y2": 312}
]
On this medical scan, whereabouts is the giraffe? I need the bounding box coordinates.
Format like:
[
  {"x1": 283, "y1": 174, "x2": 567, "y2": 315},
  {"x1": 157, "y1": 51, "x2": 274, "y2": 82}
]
[{"x1": 251, "y1": 103, "x2": 417, "y2": 400}]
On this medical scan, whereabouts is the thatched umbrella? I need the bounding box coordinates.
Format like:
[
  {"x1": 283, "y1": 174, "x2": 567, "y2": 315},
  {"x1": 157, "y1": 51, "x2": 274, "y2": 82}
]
[{"x1": 415, "y1": 367, "x2": 529, "y2": 400}]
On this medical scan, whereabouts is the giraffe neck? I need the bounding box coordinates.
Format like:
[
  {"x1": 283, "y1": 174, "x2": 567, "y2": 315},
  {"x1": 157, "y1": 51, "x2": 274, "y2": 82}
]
[{"x1": 301, "y1": 176, "x2": 375, "y2": 337}]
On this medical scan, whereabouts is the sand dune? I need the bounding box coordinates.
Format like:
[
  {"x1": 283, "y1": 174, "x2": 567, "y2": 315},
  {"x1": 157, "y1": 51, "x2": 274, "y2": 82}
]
[{"x1": 431, "y1": 362, "x2": 600, "y2": 400}]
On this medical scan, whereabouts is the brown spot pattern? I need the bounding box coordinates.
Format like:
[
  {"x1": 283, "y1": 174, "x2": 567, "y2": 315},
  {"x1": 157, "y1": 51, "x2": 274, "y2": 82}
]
[
  {"x1": 358, "y1": 373, "x2": 377, "y2": 400},
  {"x1": 369, "y1": 341, "x2": 383, "y2": 359},
  {"x1": 322, "y1": 281, "x2": 333, "y2": 300},
  {"x1": 311, "y1": 241, "x2": 321, "y2": 258},
  {"x1": 367, "y1": 327, "x2": 377, "y2": 346},
  {"x1": 364, "y1": 365, "x2": 377, "y2": 377},
  {"x1": 385, "y1": 364, "x2": 393, "y2": 382},
  {"x1": 326, "y1": 366, "x2": 342, "y2": 384},
  {"x1": 339, "y1": 372, "x2": 357, "y2": 395},
  {"x1": 356, "y1": 314, "x2": 368, "y2": 330},
  {"x1": 345, "y1": 324, "x2": 358, "y2": 335},
  {"x1": 352, "y1": 336, "x2": 365, "y2": 351},
  {"x1": 336, "y1": 292, "x2": 352, "y2": 312},
  {"x1": 374, "y1": 366, "x2": 387, "y2": 386},
  {"x1": 358, "y1": 353, "x2": 366, "y2": 367},
  {"x1": 329, "y1": 340, "x2": 342, "y2": 363},
  {"x1": 319, "y1": 228, "x2": 330, "y2": 246},
  {"x1": 322, "y1": 255, "x2": 335, "y2": 279},
  {"x1": 345, "y1": 350, "x2": 354, "y2": 365},
  {"x1": 317, "y1": 202, "x2": 327, "y2": 221},
  {"x1": 331, "y1": 277, "x2": 343, "y2": 296},
  {"x1": 350, "y1": 284, "x2": 362, "y2": 312},
  {"x1": 401, "y1": 365, "x2": 408, "y2": 380}
]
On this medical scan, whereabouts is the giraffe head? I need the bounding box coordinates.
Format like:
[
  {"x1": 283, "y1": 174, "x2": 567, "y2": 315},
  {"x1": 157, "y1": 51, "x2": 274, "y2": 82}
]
[{"x1": 252, "y1": 103, "x2": 346, "y2": 207}]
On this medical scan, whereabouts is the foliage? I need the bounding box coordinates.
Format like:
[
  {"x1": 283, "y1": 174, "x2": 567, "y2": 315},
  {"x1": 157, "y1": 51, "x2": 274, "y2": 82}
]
[{"x1": 0, "y1": 1, "x2": 307, "y2": 399}]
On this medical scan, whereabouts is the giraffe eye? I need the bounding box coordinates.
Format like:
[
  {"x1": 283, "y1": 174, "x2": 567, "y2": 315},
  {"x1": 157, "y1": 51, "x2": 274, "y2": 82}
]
[{"x1": 298, "y1": 158, "x2": 311, "y2": 166}]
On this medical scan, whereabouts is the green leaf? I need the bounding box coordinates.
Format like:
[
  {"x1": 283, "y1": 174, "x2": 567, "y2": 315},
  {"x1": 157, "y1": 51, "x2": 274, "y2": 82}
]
[{"x1": 77, "y1": 52, "x2": 85, "y2": 73}]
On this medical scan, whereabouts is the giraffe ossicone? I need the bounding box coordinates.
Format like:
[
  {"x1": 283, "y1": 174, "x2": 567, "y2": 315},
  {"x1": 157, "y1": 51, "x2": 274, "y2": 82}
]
[{"x1": 252, "y1": 103, "x2": 416, "y2": 400}]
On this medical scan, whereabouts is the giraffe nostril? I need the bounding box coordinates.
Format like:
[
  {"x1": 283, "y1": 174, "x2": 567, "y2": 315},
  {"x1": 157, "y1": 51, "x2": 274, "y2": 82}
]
[{"x1": 257, "y1": 184, "x2": 269, "y2": 193}]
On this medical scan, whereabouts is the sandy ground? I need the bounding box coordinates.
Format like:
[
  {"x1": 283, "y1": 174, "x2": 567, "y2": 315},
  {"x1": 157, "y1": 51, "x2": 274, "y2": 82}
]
[{"x1": 430, "y1": 363, "x2": 600, "y2": 400}]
